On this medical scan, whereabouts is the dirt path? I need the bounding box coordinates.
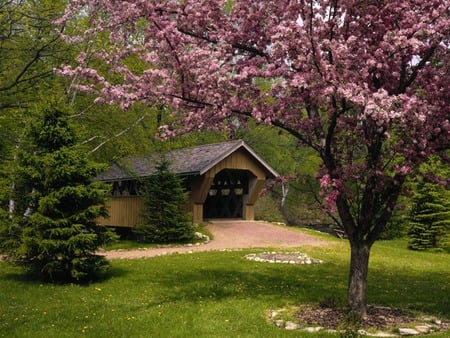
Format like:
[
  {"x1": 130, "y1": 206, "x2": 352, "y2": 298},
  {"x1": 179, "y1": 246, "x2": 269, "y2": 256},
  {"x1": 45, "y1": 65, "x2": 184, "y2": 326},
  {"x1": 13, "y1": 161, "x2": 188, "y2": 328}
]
[{"x1": 102, "y1": 220, "x2": 327, "y2": 260}]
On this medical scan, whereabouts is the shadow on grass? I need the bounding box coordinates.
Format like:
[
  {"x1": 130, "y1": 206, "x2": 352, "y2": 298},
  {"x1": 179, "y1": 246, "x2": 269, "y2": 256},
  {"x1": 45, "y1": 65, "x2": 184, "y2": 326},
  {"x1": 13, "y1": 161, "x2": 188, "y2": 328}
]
[
  {"x1": 141, "y1": 261, "x2": 349, "y2": 308},
  {"x1": 368, "y1": 269, "x2": 450, "y2": 317},
  {"x1": 0, "y1": 260, "x2": 130, "y2": 286},
  {"x1": 3, "y1": 248, "x2": 446, "y2": 320},
  {"x1": 119, "y1": 253, "x2": 449, "y2": 318}
]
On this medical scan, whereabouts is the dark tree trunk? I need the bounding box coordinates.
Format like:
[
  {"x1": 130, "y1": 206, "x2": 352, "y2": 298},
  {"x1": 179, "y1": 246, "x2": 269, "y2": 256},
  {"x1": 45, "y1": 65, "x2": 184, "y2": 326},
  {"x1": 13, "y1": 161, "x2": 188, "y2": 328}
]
[
  {"x1": 347, "y1": 240, "x2": 372, "y2": 318},
  {"x1": 334, "y1": 170, "x2": 404, "y2": 319}
]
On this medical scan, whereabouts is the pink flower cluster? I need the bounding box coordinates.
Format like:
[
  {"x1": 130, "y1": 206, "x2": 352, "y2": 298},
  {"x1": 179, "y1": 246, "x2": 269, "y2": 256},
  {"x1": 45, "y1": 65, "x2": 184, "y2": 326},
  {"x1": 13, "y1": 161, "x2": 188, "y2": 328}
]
[{"x1": 55, "y1": 0, "x2": 449, "y2": 218}]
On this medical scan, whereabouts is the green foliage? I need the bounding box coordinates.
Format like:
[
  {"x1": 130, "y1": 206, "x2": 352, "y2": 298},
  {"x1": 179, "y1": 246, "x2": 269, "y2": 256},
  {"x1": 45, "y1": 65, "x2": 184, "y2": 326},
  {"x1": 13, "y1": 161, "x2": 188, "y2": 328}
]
[
  {"x1": 0, "y1": 209, "x2": 21, "y2": 254},
  {"x1": 407, "y1": 182, "x2": 450, "y2": 251},
  {"x1": 0, "y1": 0, "x2": 69, "y2": 113},
  {"x1": 3, "y1": 108, "x2": 117, "y2": 282},
  {"x1": 254, "y1": 192, "x2": 286, "y2": 223},
  {"x1": 407, "y1": 158, "x2": 450, "y2": 251},
  {"x1": 243, "y1": 125, "x2": 333, "y2": 228},
  {"x1": 134, "y1": 159, "x2": 195, "y2": 243},
  {"x1": 378, "y1": 196, "x2": 409, "y2": 240}
]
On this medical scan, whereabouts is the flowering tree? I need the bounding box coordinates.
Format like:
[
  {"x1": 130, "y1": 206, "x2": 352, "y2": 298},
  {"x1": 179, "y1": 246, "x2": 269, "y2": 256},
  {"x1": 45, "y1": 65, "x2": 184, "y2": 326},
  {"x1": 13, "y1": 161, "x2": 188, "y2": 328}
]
[{"x1": 56, "y1": 0, "x2": 449, "y2": 317}]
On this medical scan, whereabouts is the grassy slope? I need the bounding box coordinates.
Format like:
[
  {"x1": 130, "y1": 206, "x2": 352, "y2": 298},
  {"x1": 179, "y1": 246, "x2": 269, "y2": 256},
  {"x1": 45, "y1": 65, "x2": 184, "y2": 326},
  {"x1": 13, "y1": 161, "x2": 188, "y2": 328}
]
[{"x1": 0, "y1": 233, "x2": 448, "y2": 337}]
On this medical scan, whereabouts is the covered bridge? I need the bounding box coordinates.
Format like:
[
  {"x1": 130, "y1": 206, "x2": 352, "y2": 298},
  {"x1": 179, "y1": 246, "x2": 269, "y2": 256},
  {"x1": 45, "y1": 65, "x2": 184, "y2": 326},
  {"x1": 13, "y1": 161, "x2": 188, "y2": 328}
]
[{"x1": 96, "y1": 140, "x2": 279, "y2": 227}]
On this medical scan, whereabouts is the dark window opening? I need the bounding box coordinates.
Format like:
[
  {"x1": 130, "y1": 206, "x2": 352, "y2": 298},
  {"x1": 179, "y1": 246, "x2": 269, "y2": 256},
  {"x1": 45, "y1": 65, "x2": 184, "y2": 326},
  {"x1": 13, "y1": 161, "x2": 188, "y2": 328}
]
[{"x1": 111, "y1": 180, "x2": 140, "y2": 196}]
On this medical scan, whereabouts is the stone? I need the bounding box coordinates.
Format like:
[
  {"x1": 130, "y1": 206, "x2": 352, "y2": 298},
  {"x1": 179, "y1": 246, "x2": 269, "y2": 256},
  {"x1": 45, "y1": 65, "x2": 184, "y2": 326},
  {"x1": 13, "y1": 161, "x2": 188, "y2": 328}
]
[
  {"x1": 274, "y1": 320, "x2": 284, "y2": 327},
  {"x1": 284, "y1": 321, "x2": 299, "y2": 330},
  {"x1": 398, "y1": 328, "x2": 420, "y2": 336},
  {"x1": 415, "y1": 325, "x2": 431, "y2": 333},
  {"x1": 370, "y1": 332, "x2": 397, "y2": 337},
  {"x1": 244, "y1": 251, "x2": 323, "y2": 265},
  {"x1": 304, "y1": 326, "x2": 323, "y2": 332}
]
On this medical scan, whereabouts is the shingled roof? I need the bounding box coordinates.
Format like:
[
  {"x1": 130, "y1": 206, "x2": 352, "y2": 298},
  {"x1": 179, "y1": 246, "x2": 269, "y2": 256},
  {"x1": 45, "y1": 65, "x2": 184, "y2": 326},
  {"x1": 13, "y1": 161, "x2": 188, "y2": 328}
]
[{"x1": 96, "y1": 139, "x2": 279, "y2": 181}]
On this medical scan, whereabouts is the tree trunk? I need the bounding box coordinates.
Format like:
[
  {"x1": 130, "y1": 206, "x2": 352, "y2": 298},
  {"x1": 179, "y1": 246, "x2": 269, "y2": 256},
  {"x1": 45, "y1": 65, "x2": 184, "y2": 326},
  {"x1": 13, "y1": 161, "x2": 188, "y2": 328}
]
[
  {"x1": 347, "y1": 241, "x2": 371, "y2": 318},
  {"x1": 281, "y1": 182, "x2": 289, "y2": 209}
]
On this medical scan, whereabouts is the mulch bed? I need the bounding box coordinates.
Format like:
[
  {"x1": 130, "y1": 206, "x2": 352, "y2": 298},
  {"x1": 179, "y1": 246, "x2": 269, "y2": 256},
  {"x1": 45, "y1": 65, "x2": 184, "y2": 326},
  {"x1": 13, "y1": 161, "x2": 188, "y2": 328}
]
[{"x1": 295, "y1": 305, "x2": 420, "y2": 330}]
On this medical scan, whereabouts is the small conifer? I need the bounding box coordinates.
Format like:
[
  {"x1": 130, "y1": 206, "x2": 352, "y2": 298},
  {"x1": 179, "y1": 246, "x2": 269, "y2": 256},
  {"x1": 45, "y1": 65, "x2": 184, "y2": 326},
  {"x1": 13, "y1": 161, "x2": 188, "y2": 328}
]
[{"x1": 134, "y1": 159, "x2": 194, "y2": 243}]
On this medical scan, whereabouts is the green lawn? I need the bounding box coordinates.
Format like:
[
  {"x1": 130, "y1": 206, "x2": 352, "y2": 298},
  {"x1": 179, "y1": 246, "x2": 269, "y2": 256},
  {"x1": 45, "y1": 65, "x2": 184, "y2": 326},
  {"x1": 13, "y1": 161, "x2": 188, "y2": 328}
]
[{"x1": 0, "y1": 234, "x2": 449, "y2": 337}]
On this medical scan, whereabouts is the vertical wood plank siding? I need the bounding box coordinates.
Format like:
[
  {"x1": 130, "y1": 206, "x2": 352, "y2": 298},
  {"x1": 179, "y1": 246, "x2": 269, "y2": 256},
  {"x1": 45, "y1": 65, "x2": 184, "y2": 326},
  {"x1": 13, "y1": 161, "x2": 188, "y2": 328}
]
[{"x1": 97, "y1": 196, "x2": 144, "y2": 227}]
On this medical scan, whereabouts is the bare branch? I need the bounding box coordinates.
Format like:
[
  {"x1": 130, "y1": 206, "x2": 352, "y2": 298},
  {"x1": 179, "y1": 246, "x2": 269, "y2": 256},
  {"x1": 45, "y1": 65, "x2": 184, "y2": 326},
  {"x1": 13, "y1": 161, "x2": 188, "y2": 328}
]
[{"x1": 90, "y1": 113, "x2": 148, "y2": 153}]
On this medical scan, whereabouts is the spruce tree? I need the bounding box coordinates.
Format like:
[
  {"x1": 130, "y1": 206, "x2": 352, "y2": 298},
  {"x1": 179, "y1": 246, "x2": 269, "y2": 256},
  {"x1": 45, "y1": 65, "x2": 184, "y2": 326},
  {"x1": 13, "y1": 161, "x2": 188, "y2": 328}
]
[
  {"x1": 407, "y1": 158, "x2": 450, "y2": 251},
  {"x1": 11, "y1": 108, "x2": 116, "y2": 282},
  {"x1": 134, "y1": 160, "x2": 194, "y2": 243}
]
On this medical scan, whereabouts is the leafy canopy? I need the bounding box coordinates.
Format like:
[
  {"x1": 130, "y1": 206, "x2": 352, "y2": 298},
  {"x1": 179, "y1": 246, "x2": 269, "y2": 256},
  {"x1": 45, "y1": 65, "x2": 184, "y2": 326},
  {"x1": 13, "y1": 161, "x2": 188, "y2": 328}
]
[{"x1": 56, "y1": 0, "x2": 449, "y2": 315}]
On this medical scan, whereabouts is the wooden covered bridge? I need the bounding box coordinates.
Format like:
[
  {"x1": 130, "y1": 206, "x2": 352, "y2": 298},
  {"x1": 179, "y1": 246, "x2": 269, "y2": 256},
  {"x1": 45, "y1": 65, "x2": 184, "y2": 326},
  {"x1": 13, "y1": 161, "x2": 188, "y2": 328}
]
[{"x1": 96, "y1": 140, "x2": 279, "y2": 227}]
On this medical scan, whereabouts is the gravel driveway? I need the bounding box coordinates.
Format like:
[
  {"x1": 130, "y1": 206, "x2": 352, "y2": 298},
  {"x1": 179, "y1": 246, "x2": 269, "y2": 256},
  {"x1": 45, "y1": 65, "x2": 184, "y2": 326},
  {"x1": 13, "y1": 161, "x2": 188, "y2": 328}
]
[{"x1": 102, "y1": 220, "x2": 327, "y2": 260}]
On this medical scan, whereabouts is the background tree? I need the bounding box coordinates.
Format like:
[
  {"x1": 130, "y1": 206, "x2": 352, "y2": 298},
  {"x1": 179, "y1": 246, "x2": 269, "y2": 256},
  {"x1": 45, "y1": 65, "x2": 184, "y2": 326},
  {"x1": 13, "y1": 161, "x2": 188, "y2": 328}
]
[
  {"x1": 239, "y1": 124, "x2": 331, "y2": 227},
  {"x1": 6, "y1": 107, "x2": 116, "y2": 282},
  {"x1": 0, "y1": 0, "x2": 67, "y2": 112},
  {"x1": 56, "y1": 0, "x2": 450, "y2": 317},
  {"x1": 407, "y1": 158, "x2": 450, "y2": 251},
  {"x1": 0, "y1": 0, "x2": 80, "y2": 224},
  {"x1": 134, "y1": 159, "x2": 195, "y2": 244}
]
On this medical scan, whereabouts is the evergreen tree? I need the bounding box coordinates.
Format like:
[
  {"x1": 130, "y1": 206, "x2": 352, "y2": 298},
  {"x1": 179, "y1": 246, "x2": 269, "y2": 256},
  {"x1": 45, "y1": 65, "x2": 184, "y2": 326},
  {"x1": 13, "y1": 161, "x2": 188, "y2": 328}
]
[
  {"x1": 407, "y1": 180, "x2": 450, "y2": 251},
  {"x1": 8, "y1": 108, "x2": 116, "y2": 282},
  {"x1": 134, "y1": 160, "x2": 194, "y2": 243},
  {"x1": 408, "y1": 158, "x2": 450, "y2": 251}
]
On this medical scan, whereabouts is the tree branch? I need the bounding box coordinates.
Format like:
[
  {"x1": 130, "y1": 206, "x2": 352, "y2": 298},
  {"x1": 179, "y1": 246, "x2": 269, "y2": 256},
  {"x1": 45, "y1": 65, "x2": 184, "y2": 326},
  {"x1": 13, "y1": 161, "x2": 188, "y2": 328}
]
[
  {"x1": 90, "y1": 113, "x2": 148, "y2": 153},
  {"x1": 396, "y1": 44, "x2": 437, "y2": 94},
  {"x1": 0, "y1": 28, "x2": 61, "y2": 92},
  {"x1": 176, "y1": 28, "x2": 266, "y2": 58}
]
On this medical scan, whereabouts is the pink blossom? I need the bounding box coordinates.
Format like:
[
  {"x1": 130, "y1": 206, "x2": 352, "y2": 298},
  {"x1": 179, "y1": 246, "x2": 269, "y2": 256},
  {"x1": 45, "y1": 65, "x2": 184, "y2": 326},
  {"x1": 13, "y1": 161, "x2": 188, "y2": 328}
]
[
  {"x1": 320, "y1": 174, "x2": 330, "y2": 189},
  {"x1": 57, "y1": 0, "x2": 449, "y2": 235}
]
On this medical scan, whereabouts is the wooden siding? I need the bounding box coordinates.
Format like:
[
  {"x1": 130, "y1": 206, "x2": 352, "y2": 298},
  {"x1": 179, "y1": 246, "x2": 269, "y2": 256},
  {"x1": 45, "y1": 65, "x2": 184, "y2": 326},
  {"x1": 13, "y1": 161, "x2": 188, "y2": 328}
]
[
  {"x1": 97, "y1": 196, "x2": 144, "y2": 227},
  {"x1": 99, "y1": 148, "x2": 272, "y2": 227},
  {"x1": 206, "y1": 149, "x2": 267, "y2": 179}
]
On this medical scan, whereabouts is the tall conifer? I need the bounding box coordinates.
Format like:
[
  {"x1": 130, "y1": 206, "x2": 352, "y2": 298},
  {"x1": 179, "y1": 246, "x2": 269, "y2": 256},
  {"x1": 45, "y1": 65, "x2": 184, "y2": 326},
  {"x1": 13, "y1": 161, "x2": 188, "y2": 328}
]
[{"x1": 12, "y1": 108, "x2": 116, "y2": 282}]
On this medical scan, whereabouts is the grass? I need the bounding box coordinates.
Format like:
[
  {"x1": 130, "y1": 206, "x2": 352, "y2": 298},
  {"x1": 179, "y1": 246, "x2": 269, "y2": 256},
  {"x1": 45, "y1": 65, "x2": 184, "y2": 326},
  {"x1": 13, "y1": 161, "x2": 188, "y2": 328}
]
[{"x1": 0, "y1": 233, "x2": 449, "y2": 337}]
